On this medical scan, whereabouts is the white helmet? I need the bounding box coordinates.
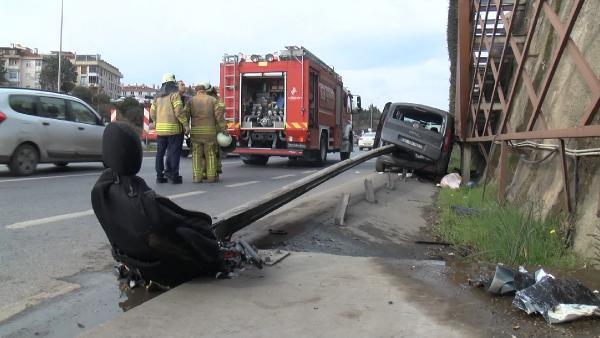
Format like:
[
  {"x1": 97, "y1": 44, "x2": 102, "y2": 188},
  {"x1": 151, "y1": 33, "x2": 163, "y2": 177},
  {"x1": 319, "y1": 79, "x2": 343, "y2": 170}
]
[
  {"x1": 216, "y1": 132, "x2": 232, "y2": 147},
  {"x1": 161, "y1": 73, "x2": 176, "y2": 84}
]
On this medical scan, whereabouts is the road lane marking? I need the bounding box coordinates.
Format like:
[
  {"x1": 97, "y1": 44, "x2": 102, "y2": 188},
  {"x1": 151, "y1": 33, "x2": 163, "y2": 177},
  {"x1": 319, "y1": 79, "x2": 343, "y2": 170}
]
[
  {"x1": 272, "y1": 174, "x2": 296, "y2": 180},
  {"x1": 0, "y1": 172, "x2": 100, "y2": 183},
  {"x1": 302, "y1": 170, "x2": 317, "y2": 174},
  {"x1": 5, "y1": 190, "x2": 206, "y2": 229},
  {"x1": 226, "y1": 181, "x2": 260, "y2": 188},
  {"x1": 0, "y1": 282, "x2": 80, "y2": 323},
  {"x1": 6, "y1": 210, "x2": 95, "y2": 229},
  {"x1": 168, "y1": 190, "x2": 206, "y2": 199}
]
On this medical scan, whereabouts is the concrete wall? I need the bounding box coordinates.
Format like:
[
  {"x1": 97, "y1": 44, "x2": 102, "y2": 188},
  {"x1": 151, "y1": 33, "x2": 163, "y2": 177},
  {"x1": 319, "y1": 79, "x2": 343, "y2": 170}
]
[{"x1": 502, "y1": 0, "x2": 599, "y2": 260}]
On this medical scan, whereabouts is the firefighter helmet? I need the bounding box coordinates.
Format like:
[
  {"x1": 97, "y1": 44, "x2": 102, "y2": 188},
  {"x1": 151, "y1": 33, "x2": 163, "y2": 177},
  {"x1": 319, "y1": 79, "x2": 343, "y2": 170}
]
[
  {"x1": 161, "y1": 73, "x2": 176, "y2": 84},
  {"x1": 196, "y1": 82, "x2": 211, "y2": 91},
  {"x1": 217, "y1": 132, "x2": 232, "y2": 147}
]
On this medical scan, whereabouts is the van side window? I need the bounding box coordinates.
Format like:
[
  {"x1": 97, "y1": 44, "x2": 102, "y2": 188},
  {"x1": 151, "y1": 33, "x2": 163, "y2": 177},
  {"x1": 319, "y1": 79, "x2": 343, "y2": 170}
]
[
  {"x1": 69, "y1": 101, "x2": 99, "y2": 125},
  {"x1": 9, "y1": 95, "x2": 38, "y2": 116},
  {"x1": 39, "y1": 97, "x2": 67, "y2": 120}
]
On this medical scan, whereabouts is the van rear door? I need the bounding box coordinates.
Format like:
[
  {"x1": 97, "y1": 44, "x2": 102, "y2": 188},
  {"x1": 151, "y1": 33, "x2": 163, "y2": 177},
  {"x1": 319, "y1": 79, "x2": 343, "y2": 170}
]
[{"x1": 380, "y1": 104, "x2": 447, "y2": 161}]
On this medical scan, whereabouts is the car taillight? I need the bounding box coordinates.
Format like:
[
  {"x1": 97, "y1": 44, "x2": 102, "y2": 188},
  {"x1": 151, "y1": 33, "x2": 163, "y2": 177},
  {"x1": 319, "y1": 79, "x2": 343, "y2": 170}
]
[
  {"x1": 0, "y1": 111, "x2": 6, "y2": 124},
  {"x1": 442, "y1": 127, "x2": 452, "y2": 153}
]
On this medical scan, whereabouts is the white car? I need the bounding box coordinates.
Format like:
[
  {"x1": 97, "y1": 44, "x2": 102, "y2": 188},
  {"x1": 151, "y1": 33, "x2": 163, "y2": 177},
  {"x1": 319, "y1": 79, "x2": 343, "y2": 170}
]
[
  {"x1": 0, "y1": 88, "x2": 106, "y2": 175},
  {"x1": 358, "y1": 132, "x2": 376, "y2": 150}
]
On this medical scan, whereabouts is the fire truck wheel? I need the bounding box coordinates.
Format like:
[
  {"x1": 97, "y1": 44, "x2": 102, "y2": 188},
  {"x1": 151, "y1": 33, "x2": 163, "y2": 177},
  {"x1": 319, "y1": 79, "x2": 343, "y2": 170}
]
[
  {"x1": 242, "y1": 155, "x2": 269, "y2": 165},
  {"x1": 340, "y1": 152, "x2": 350, "y2": 161},
  {"x1": 315, "y1": 133, "x2": 328, "y2": 166}
]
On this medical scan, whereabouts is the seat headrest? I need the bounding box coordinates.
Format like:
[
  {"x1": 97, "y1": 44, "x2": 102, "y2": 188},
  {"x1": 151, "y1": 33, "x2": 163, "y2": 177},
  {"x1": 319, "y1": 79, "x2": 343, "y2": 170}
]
[{"x1": 102, "y1": 122, "x2": 142, "y2": 176}]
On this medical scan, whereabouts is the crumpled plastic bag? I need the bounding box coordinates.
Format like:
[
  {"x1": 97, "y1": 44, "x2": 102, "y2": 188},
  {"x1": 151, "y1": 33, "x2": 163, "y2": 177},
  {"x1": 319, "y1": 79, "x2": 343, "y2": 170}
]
[
  {"x1": 513, "y1": 275, "x2": 600, "y2": 324},
  {"x1": 440, "y1": 173, "x2": 462, "y2": 189}
]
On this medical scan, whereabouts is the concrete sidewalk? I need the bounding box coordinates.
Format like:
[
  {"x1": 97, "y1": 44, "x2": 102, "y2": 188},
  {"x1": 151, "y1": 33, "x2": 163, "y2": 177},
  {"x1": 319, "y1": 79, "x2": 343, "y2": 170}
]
[
  {"x1": 82, "y1": 252, "x2": 476, "y2": 337},
  {"x1": 81, "y1": 172, "x2": 484, "y2": 337}
]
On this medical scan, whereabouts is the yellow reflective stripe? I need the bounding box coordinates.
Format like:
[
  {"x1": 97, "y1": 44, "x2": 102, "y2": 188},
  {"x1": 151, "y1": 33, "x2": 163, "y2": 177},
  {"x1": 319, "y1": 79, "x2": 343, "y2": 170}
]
[
  {"x1": 191, "y1": 127, "x2": 216, "y2": 133},
  {"x1": 172, "y1": 100, "x2": 182, "y2": 108},
  {"x1": 156, "y1": 123, "x2": 182, "y2": 132}
]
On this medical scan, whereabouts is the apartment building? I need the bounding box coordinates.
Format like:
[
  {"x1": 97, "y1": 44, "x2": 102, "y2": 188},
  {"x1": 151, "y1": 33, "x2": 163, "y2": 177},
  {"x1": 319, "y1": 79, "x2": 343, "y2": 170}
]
[
  {"x1": 0, "y1": 44, "x2": 43, "y2": 89},
  {"x1": 121, "y1": 84, "x2": 158, "y2": 103},
  {"x1": 74, "y1": 54, "x2": 123, "y2": 99}
]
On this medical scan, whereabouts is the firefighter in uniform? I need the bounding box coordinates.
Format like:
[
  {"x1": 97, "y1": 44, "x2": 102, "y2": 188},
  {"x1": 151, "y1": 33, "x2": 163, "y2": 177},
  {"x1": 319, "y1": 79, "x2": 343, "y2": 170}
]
[
  {"x1": 184, "y1": 83, "x2": 226, "y2": 183},
  {"x1": 150, "y1": 73, "x2": 189, "y2": 184},
  {"x1": 207, "y1": 84, "x2": 226, "y2": 174}
]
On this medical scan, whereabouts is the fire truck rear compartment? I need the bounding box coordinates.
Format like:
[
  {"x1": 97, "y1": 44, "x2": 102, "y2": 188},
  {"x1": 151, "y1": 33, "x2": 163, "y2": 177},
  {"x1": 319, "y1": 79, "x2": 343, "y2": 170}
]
[
  {"x1": 240, "y1": 130, "x2": 287, "y2": 149},
  {"x1": 241, "y1": 75, "x2": 285, "y2": 129}
]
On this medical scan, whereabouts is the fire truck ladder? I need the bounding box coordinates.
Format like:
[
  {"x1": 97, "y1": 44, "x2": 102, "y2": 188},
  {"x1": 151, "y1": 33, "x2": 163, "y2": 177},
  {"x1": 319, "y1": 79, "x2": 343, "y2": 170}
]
[{"x1": 222, "y1": 54, "x2": 238, "y2": 123}]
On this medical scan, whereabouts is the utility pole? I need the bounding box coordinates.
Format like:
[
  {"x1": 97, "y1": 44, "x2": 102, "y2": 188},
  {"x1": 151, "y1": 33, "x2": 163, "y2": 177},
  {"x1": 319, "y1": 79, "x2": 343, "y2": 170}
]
[
  {"x1": 370, "y1": 106, "x2": 373, "y2": 130},
  {"x1": 57, "y1": 0, "x2": 63, "y2": 92}
]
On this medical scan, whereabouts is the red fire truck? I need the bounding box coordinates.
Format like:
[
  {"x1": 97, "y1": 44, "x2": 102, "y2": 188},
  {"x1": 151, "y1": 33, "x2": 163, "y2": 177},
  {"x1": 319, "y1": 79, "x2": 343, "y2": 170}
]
[{"x1": 220, "y1": 46, "x2": 358, "y2": 165}]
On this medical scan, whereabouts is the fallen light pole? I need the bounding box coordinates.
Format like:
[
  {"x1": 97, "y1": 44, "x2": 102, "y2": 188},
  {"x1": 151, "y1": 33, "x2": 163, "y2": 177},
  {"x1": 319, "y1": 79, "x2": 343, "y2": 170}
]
[{"x1": 212, "y1": 144, "x2": 396, "y2": 239}]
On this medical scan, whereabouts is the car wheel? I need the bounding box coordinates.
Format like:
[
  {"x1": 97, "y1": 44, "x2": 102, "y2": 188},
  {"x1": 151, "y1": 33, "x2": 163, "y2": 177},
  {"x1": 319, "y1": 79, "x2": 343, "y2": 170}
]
[
  {"x1": 242, "y1": 155, "x2": 269, "y2": 165},
  {"x1": 54, "y1": 162, "x2": 69, "y2": 167},
  {"x1": 375, "y1": 157, "x2": 386, "y2": 172},
  {"x1": 315, "y1": 133, "x2": 328, "y2": 166},
  {"x1": 9, "y1": 144, "x2": 39, "y2": 176}
]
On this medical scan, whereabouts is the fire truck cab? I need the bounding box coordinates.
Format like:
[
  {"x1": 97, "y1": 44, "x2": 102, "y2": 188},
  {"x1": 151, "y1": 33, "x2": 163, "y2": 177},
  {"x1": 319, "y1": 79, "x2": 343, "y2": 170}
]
[{"x1": 220, "y1": 46, "x2": 355, "y2": 165}]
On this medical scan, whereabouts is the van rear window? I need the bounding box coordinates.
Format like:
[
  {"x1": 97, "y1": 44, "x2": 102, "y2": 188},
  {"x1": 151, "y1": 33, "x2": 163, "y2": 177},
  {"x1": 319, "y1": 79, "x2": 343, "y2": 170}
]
[
  {"x1": 392, "y1": 107, "x2": 443, "y2": 133},
  {"x1": 9, "y1": 95, "x2": 38, "y2": 116}
]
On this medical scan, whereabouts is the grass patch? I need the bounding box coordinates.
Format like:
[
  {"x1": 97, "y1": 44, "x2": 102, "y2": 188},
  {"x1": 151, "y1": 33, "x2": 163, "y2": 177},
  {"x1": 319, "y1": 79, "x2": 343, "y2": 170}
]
[
  {"x1": 448, "y1": 145, "x2": 461, "y2": 173},
  {"x1": 434, "y1": 185, "x2": 581, "y2": 268}
]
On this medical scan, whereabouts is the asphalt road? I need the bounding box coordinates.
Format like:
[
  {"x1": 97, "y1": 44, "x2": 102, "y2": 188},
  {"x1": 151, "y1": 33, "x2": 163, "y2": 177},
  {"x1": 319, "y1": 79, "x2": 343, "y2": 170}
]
[{"x1": 0, "y1": 150, "x2": 377, "y2": 337}]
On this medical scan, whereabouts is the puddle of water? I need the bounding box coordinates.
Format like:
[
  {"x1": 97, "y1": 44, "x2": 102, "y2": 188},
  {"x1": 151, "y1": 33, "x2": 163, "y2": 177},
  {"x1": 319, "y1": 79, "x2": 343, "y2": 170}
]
[{"x1": 0, "y1": 270, "x2": 162, "y2": 338}]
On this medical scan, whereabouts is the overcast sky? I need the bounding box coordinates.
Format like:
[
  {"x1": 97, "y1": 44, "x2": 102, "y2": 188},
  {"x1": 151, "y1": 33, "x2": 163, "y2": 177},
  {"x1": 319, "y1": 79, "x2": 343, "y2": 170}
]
[{"x1": 1, "y1": 0, "x2": 450, "y2": 110}]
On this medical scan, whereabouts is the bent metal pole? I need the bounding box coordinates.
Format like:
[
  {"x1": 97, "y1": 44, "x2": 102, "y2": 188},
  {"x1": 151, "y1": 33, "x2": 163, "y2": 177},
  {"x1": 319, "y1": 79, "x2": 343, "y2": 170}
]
[{"x1": 212, "y1": 144, "x2": 396, "y2": 239}]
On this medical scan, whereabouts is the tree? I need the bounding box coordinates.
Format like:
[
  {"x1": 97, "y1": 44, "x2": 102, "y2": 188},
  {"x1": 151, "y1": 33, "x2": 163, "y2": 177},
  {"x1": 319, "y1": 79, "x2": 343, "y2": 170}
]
[
  {"x1": 115, "y1": 97, "x2": 143, "y2": 128},
  {"x1": 71, "y1": 86, "x2": 93, "y2": 103},
  {"x1": 352, "y1": 104, "x2": 381, "y2": 132},
  {"x1": 39, "y1": 55, "x2": 77, "y2": 92},
  {"x1": 0, "y1": 62, "x2": 7, "y2": 86}
]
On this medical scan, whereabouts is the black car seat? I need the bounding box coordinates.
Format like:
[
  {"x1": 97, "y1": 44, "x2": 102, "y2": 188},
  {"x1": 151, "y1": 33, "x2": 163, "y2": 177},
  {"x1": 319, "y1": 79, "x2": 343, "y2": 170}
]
[{"x1": 91, "y1": 122, "x2": 222, "y2": 287}]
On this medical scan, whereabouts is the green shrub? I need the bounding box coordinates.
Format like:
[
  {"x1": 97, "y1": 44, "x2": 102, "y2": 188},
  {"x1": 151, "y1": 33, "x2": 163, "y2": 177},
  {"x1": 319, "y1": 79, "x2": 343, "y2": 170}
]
[{"x1": 435, "y1": 186, "x2": 581, "y2": 268}]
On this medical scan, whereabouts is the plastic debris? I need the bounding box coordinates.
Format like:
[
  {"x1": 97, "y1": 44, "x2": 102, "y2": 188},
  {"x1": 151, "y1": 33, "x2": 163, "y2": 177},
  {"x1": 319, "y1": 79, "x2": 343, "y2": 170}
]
[
  {"x1": 439, "y1": 173, "x2": 462, "y2": 189},
  {"x1": 451, "y1": 205, "x2": 480, "y2": 216},
  {"x1": 513, "y1": 276, "x2": 600, "y2": 323},
  {"x1": 487, "y1": 265, "x2": 517, "y2": 295},
  {"x1": 546, "y1": 304, "x2": 600, "y2": 324}
]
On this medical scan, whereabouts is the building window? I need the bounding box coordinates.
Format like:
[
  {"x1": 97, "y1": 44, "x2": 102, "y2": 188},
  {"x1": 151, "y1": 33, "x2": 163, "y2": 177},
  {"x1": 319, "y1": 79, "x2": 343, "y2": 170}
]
[
  {"x1": 35, "y1": 60, "x2": 41, "y2": 67},
  {"x1": 9, "y1": 59, "x2": 18, "y2": 66},
  {"x1": 89, "y1": 65, "x2": 98, "y2": 73},
  {"x1": 9, "y1": 71, "x2": 18, "y2": 79},
  {"x1": 89, "y1": 76, "x2": 98, "y2": 84},
  {"x1": 80, "y1": 66, "x2": 87, "y2": 74},
  {"x1": 25, "y1": 61, "x2": 31, "y2": 68}
]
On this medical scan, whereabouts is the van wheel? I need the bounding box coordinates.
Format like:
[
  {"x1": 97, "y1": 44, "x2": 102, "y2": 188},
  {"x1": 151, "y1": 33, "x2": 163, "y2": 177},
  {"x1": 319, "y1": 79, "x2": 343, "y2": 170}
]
[
  {"x1": 54, "y1": 162, "x2": 69, "y2": 167},
  {"x1": 375, "y1": 158, "x2": 386, "y2": 172},
  {"x1": 9, "y1": 144, "x2": 39, "y2": 176},
  {"x1": 242, "y1": 155, "x2": 269, "y2": 165},
  {"x1": 315, "y1": 133, "x2": 328, "y2": 166}
]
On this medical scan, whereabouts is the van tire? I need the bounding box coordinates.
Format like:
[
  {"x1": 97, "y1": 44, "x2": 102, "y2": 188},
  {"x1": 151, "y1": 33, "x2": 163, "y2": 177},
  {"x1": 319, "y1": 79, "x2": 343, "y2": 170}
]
[
  {"x1": 375, "y1": 157, "x2": 386, "y2": 172},
  {"x1": 9, "y1": 144, "x2": 39, "y2": 176}
]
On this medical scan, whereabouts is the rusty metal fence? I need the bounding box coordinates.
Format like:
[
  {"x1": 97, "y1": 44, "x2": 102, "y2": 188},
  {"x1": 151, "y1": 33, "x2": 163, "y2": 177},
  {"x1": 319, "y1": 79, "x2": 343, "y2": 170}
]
[{"x1": 455, "y1": 0, "x2": 599, "y2": 211}]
